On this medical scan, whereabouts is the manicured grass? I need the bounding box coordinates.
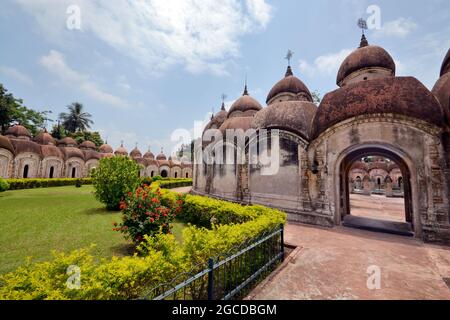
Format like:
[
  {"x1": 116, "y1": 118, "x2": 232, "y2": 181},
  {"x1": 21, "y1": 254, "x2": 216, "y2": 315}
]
[{"x1": 0, "y1": 185, "x2": 187, "y2": 275}]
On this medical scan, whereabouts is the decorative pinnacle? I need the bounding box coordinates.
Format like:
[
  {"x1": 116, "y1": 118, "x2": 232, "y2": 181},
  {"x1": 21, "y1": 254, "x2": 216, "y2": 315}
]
[
  {"x1": 357, "y1": 18, "x2": 369, "y2": 47},
  {"x1": 243, "y1": 74, "x2": 249, "y2": 96},
  {"x1": 285, "y1": 49, "x2": 294, "y2": 66},
  {"x1": 221, "y1": 94, "x2": 227, "y2": 110}
]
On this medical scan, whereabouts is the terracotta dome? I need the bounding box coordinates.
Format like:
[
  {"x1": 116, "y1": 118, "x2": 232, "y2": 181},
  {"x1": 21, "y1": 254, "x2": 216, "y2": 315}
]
[
  {"x1": 204, "y1": 103, "x2": 228, "y2": 131},
  {"x1": 34, "y1": 130, "x2": 56, "y2": 146},
  {"x1": 130, "y1": 146, "x2": 142, "y2": 158},
  {"x1": 41, "y1": 145, "x2": 63, "y2": 159},
  {"x1": 312, "y1": 77, "x2": 445, "y2": 138},
  {"x1": 5, "y1": 124, "x2": 31, "y2": 139},
  {"x1": 99, "y1": 143, "x2": 113, "y2": 154},
  {"x1": 156, "y1": 149, "x2": 167, "y2": 160},
  {"x1": 10, "y1": 139, "x2": 42, "y2": 156},
  {"x1": 252, "y1": 100, "x2": 317, "y2": 141},
  {"x1": 62, "y1": 147, "x2": 84, "y2": 159},
  {"x1": 337, "y1": 36, "x2": 396, "y2": 86},
  {"x1": 143, "y1": 148, "x2": 155, "y2": 160},
  {"x1": 58, "y1": 137, "x2": 77, "y2": 147},
  {"x1": 440, "y1": 49, "x2": 450, "y2": 77},
  {"x1": 219, "y1": 116, "x2": 254, "y2": 135},
  {"x1": 227, "y1": 86, "x2": 262, "y2": 118},
  {"x1": 0, "y1": 135, "x2": 15, "y2": 154},
  {"x1": 266, "y1": 66, "x2": 312, "y2": 104},
  {"x1": 79, "y1": 140, "x2": 96, "y2": 150},
  {"x1": 432, "y1": 72, "x2": 450, "y2": 125},
  {"x1": 83, "y1": 149, "x2": 101, "y2": 161},
  {"x1": 114, "y1": 143, "x2": 128, "y2": 156}
]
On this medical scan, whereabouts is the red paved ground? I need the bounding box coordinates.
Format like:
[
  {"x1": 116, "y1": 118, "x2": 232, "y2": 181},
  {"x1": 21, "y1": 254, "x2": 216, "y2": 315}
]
[{"x1": 249, "y1": 223, "x2": 450, "y2": 300}]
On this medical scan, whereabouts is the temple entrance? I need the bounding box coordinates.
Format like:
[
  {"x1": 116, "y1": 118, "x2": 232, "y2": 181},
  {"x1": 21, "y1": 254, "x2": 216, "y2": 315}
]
[
  {"x1": 161, "y1": 170, "x2": 168, "y2": 178},
  {"x1": 339, "y1": 147, "x2": 414, "y2": 236}
]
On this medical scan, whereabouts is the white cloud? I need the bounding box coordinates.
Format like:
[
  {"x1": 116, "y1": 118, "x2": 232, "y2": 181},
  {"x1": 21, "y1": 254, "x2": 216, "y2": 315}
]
[
  {"x1": 298, "y1": 49, "x2": 353, "y2": 77},
  {"x1": 0, "y1": 65, "x2": 33, "y2": 86},
  {"x1": 39, "y1": 50, "x2": 129, "y2": 108},
  {"x1": 15, "y1": 0, "x2": 273, "y2": 76},
  {"x1": 374, "y1": 17, "x2": 417, "y2": 38}
]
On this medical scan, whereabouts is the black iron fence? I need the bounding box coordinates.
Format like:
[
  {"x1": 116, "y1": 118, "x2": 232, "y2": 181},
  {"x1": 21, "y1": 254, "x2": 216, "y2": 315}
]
[{"x1": 141, "y1": 225, "x2": 284, "y2": 300}]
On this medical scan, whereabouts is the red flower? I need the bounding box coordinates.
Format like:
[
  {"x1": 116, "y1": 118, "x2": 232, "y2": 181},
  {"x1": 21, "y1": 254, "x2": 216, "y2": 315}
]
[
  {"x1": 149, "y1": 217, "x2": 155, "y2": 223},
  {"x1": 151, "y1": 198, "x2": 159, "y2": 204}
]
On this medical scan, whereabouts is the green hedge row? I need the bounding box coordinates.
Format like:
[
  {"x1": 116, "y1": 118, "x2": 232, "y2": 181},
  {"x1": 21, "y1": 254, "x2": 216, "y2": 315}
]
[
  {"x1": 0, "y1": 189, "x2": 286, "y2": 300},
  {"x1": 5, "y1": 178, "x2": 92, "y2": 190},
  {"x1": 155, "y1": 178, "x2": 192, "y2": 189}
]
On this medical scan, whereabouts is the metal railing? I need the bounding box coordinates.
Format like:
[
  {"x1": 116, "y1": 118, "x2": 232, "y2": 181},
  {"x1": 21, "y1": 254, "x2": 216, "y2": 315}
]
[{"x1": 141, "y1": 225, "x2": 284, "y2": 300}]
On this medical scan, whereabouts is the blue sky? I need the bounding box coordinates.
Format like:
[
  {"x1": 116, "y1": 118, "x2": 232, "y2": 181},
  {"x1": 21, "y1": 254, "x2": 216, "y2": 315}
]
[{"x1": 1, "y1": 0, "x2": 449, "y2": 156}]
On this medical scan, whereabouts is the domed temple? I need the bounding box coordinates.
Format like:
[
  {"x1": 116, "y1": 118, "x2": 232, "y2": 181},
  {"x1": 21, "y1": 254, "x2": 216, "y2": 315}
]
[
  {"x1": 193, "y1": 35, "x2": 450, "y2": 243},
  {"x1": 0, "y1": 129, "x2": 192, "y2": 180}
]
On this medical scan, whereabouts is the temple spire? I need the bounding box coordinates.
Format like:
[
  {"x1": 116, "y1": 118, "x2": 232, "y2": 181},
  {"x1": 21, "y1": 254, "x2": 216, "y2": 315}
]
[
  {"x1": 357, "y1": 18, "x2": 369, "y2": 47},
  {"x1": 221, "y1": 94, "x2": 227, "y2": 110},
  {"x1": 243, "y1": 75, "x2": 249, "y2": 95},
  {"x1": 284, "y1": 49, "x2": 294, "y2": 77}
]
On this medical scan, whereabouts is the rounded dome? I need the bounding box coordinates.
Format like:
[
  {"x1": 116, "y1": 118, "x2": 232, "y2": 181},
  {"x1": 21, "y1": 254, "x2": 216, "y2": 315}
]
[
  {"x1": 114, "y1": 144, "x2": 128, "y2": 156},
  {"x1": 130, "y1": 147, "x2": 142, "y2": 158},
  {"x1": 58, "y1": 137, "x2": 77, "y2": 147},
  {"x1": 10, "y1": 139, "x2": 41, "y2": 156},
  {"x1": 0, "y1": 135, "x2": 14, "y2": 154},
  {"x1": 34, "y1": 130, "x2": 55, "y2": 146},
  {"x1": 79, "y1": 140, "x2": 96, "y2": 150},
  {"x1": 63, "y1": 147, "x2": 84, "y2": 159},
  {"x1": 266, "y1": 66, "x2": 312, "y2": 104},
  {"x1": 337, "y1": 40, "x2": 395, "y2": 86},
  {"x1": 156, "y1": 151, "x2": 167, "y2": 160},
  {"x1": 252, "y1": 100, "x2": 317, "y2": 141},
  {"x1": 432, "y1": 72, "x2": 450, "y2": 125},
  {"x1": 5, "y1": 124, "x2": 31, "y2": 139},
  {"x1": 313, "y1": 77, "x2": 445, "y2": 138},
  {"x1": 143, "y1": 149, "x2": 155, "y2": 160},
  {"x1": 99, "y1": 143, "x2": 113, "y2": 154},
  {"x1": 204, "y1": 103, "x2": 228, "y2": 131},
  {"x1": 83, "y1": 149, "x2": 101, "y2": 161},
  {"x1": 40, "y1": 145, "x2": 63, "y2": 159},
  {"x1": 219, "y1": 116, "x2": 254, "y2": 135},
  {"x1": 440, "y1": 49, "x2": 450, "y2": 77},
  {"x1": 227, "y1": 87, "x2": 262, "y2": 118}
]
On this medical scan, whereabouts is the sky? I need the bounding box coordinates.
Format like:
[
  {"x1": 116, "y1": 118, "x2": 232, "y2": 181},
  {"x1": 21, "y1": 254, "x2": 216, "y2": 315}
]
[{"x1": 1, "y1": 0, "x2": 449, "y2": 156}]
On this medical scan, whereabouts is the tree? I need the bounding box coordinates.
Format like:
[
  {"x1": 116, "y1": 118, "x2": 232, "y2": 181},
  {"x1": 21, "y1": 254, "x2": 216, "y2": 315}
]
[
  {"x1": 59, "y1": 102, "x2": 93, "y2": 133},
  {"x1": 0, "y1": 84, "x2": 51, "y2": 135},
  {"x1": 71, "y1": 131, "x2": 104, "y2": 147},
  {"x1": 311, "y1": 90, "x2": 321, "y2": 106},
  {"x1": 50, "y1": 122, "x2": 67, "y2": 140}
]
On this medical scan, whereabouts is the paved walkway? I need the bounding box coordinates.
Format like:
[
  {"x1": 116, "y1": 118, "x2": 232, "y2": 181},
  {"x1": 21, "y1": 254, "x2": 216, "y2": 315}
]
[
  {"x1": 249, "y1": 223, "x2": 450, "y2": 300},
  {"x1": 350, "y1": 194, "x2": 405, "y2": 222},
  {"x1": 170, "y1": 186, "x2": 192, "y2": 194}
]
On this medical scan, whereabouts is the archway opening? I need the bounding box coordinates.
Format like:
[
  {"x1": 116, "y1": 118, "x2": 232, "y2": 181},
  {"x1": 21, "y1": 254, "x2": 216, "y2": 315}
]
[
  {"x1": 49, "y1": 166, "x2": 54, "y2": 179},
  {"x1": 174, "y1": 172, "x2": 178, "y2": 178},
  {"x1": 186, "y1": 172, "x2": 189, "y2": 178},
  {"x1": 161, "y1": 170, "x2": 168, "y2": 178},
  {"x1": 71, "y1": 167, "x2": 76, "y2": 178},
  {"x1": 23, "y1": 165, "x2": 29, "y2": 179},
  {"x1": 341, "y1": 148, "x2": 414, "y2": 236},
  {"x1": 151, "y1": 171, "x2": 154, "y2": 178}
]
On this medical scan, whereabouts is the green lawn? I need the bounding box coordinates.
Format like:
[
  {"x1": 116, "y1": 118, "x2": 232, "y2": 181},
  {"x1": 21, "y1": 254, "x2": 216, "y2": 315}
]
[{"x1": 0, "y1": 185, "x2": 187, "y2": 275}]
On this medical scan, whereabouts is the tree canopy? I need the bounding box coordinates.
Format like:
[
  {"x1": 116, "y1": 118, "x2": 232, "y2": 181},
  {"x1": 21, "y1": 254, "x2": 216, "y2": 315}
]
[{"x1": 59, "y1": 102, "x2": 93, "y2": 133}]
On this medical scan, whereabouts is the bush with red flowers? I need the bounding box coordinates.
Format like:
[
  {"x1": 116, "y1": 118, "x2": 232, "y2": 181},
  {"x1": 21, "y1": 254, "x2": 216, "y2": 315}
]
[{"x1": 113, "y1": 185, "x2": 183, "y2": 243}]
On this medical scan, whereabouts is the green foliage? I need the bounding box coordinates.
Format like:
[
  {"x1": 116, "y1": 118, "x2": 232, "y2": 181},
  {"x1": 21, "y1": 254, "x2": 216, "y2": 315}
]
[
  {"x1": 143, "y1": 178, "x2": 192, "y2": 189},
  {"x1": 50, "y1": 123, "x2": 67, "y2": 140},
  {"x1": 152, "y1": 175, "x2": 163, "y2": 181},
  {"x1": 59, "y1": 102, "x2": 93, "y2": 133},
  {"x1": 92, "y1": 156, "x2": 140, "y2": 210},
  {"x1": 0, "y1": 178, "x2": 9, "y2": 192},
  {"x1": 114, "y1": 185, "x2": 183, "y2": 243},
  {"x1": 311, "y1": 90, "x2": 321, "y2": 106},
  {"x1": 0, "y1": 190, "x2": 286, "y2": 300},
  {"x1": 0, "y1": 84, "x2": 52, "y2": 135},
  {"x1": 70, "y1": 131, "x2": 104, "y2": 147},
  {"x1": 6, "y1": 178, "x2": 92, "y2": 190}
]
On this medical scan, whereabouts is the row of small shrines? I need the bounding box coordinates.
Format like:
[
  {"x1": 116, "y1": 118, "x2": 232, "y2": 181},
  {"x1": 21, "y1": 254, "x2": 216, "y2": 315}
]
[{"x1": 0, "y1": 125, "x2": 192, "y2": 179}]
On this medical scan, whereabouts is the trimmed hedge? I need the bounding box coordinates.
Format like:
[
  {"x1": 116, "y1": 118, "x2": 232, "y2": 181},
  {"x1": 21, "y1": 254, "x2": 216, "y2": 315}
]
[
  {"x1": 0, "y1": 188, "x2": 286, "y2": 300},
  {"x1": 0, "y1": 178, "x2": 9, "y2": 192},
  {"x1": 155, "y1": 178, "x2": 192, "y2": 189},
  {"x1": 6, "y1": 178, "x2": 92, "y2": 190}
]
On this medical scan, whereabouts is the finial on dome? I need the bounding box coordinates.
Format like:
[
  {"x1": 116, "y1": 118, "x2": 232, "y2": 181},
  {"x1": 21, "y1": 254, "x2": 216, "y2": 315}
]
[
  {"x1": 357, "y1": 18, "x2": 369, "y2": 47},
  {"x1": 120, "y1": 140, "x2": 124, "y2": 147},
  {"x1": 221, "y1": 94, "x2": 227, "y2": 110},
  {"x1": 243, "y1": 75, "x2": 249, "y2": 96}
]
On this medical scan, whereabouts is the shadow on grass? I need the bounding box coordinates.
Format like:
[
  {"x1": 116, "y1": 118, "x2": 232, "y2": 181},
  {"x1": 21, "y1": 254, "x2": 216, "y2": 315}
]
[
  {"x1": 110, "y1": 242, "x2": 136, "y2": 257},
  {"x1": 83, "y1": 207, "x2": 118, "y2": 215}
]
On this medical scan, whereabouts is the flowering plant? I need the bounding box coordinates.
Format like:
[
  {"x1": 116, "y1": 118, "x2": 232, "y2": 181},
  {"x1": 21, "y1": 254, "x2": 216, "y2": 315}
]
[{"x1": 113, "y1": 185, "x2": 183, "y2": 243}]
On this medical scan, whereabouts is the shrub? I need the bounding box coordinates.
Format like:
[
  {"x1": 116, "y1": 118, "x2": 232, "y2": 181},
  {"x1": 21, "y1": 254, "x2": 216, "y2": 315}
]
[
  {"x1": 75, "y1": 179, "x2": 82, "y2": 188},
  {"x1": 113, "y1": 185, "x2": 183, "y2": 243},
  {"x1": 92, "y1": 156, "x2": 140, "y2": 210},
  {"x1": 152, "y1": 175, "x2": 163, "y2": 182},
  {"x1": 0, "y1": 190, "x2": 286, "y2": 300},
  {"x1": 0, "y1": 178, "x2": 9, "y2": 192},
  {"x1": 6, "y1": 178, "x2": 92, "y2": 190}
]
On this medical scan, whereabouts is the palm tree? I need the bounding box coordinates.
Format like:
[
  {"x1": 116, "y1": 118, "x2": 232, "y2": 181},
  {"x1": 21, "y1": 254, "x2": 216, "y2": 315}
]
[{"x1": 59, "y1": 102, "x2": 93, "y2": 133}]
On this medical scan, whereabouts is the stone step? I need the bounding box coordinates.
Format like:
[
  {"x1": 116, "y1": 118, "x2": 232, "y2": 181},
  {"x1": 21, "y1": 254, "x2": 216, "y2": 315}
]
[{"x1": 343, "y1": 215, "x2": 414, "y2": 237}]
